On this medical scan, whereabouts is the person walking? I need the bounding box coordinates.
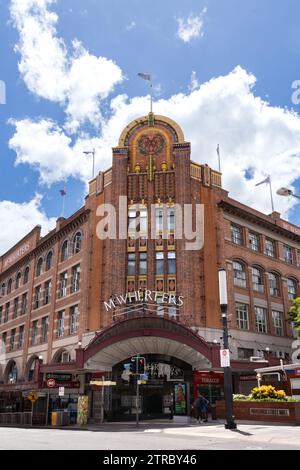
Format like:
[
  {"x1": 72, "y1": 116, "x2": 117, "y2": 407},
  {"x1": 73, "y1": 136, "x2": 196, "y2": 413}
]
[{"x1": 192, "y1": 394, "x2": 209, "y2": 424}]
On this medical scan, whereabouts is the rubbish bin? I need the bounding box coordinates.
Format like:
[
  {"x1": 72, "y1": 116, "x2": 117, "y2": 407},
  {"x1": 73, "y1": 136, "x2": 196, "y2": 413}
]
[
  {"x1": 61, "y1": 410, "x2": 69, "y2": 426},
  {"x1": 51, "y1": 411, "x2": 58, "y2": 426},
  {"x1": 210, "y1": 404, "x2": 217, "y2": 420}
]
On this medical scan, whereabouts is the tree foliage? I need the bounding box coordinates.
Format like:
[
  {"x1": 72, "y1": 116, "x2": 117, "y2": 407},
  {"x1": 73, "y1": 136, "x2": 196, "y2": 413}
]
[{"x1": 288, "y1": 297, "x2": 300, "y2": 335}]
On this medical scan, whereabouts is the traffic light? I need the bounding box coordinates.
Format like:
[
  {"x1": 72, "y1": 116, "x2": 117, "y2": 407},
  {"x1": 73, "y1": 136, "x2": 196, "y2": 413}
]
[{"x1": 137, "y1": 357, "x2": 146, "y2": 374}]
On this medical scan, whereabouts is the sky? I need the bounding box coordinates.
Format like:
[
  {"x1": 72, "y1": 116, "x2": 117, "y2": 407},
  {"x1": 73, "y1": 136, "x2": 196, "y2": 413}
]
[{"x1": 1, "y1": 0, "x2": 300, "y2": 254}]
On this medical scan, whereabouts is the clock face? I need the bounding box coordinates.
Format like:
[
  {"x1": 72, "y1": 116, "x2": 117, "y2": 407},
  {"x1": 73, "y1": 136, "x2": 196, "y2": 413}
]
[{"x1": 138, "y1": 133, "x2": 165, "y2": 156}]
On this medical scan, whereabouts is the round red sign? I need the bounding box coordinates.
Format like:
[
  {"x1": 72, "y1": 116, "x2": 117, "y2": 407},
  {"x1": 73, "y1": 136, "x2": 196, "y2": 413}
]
[{"x1": 47, "y1": 378, "x2": 56, "y2": 388}]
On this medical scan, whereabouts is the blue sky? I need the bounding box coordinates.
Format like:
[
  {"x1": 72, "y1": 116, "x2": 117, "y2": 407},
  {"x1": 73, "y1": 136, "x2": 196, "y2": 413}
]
[{"x1": 1, "y1": 0, "x2": 300, "y2": 253}]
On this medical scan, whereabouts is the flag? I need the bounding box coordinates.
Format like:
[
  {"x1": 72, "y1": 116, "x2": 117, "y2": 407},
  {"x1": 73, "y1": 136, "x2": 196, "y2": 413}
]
[
  {"x1": 255, "y1": 176, "x2": 270, "y2": 187},
  {"x1": 138, "y1": 73, "x2": 151, "y2": 81},
  {"x1": 216, "y1": 144, "x2": 220, "y2": 157},
  {"x1": 59, "y1": 189, "x2": 66, "y2": 196}
]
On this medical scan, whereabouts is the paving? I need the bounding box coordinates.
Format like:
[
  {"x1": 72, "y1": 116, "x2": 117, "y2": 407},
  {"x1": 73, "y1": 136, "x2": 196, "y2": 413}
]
[{"x1": 0, "y1": 419, "x2": 299, "y2": 450}]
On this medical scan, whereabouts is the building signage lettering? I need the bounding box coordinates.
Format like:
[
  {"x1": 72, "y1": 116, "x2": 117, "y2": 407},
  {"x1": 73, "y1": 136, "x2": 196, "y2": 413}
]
[
  {"x1": 104, "y1": 290, "x2": 184, "y2": 311},
  {"x1": 3, "y1": 243, "x2": 30, "y2": 269}
]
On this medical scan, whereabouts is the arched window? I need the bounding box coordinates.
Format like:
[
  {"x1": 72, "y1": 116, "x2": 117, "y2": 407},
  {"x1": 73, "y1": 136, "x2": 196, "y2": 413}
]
[
  {"x1": 54, "y1": 350, "x2": 71, "y2": 363},
  {"x1": 1, "y1": 283, "x2": 5, "y2": 296},
  {"x1": 233, "y1": 261, "x2": 247, "y2": 288},
  {"x1": 45, "y1": 251, "x2": 53, "y2": 271},
  {"x1": 268, "y1": 272, "x2": 280, "y2": 297},
  {"x1": 61, "y1": 240, "x2": 69, "y2": 262},
  {"x1": 36, "y1": 257, "x2": 43, "y2": 277},
  {"x1": 6, "y1": 361, "x2": 17, "y2": 384},
  {"x1": 24, "y1": 266, "x2": 30, "y2": 284},
  {"x1": 7, "y1": 278, "x2": 12, "y2": 295},
  {"x1": 287, "y1": 278, "x2": 297, "y2": 301},
  {"x1": 15, "y1": 272, "x2": 21, "y2": 290},
  {"x1": 252, "y1": 267, "x2": 264, "y2": 293},
  {"x1": 73, "y1": 232, "x2": 82, "y2": 254},
  {"x1": 26, "y1": 356, "x2": 39, "y2": 381}
]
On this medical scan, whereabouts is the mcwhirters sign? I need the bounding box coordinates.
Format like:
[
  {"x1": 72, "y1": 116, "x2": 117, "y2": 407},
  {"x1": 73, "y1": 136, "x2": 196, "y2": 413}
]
[{"x1": 103, "y1": 289, "x2": 184, "y2": 312}]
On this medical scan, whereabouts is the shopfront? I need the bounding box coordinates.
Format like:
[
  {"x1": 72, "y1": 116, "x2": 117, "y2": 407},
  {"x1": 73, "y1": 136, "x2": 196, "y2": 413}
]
[
  {"x1": 193, "y1": 371, "x2": 224, "y2": 404},
  {"x1": 106, "y1": 355, "x2": 192, "y2": 421}
]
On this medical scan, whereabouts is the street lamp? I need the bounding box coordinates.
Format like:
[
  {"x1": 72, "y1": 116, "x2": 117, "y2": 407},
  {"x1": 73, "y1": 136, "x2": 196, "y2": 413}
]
[
  {"x1": 218, "y1": 269, "x2": 237, "y2": 430},
  {"x1": 83, "y1": 149, "x2": 96, "y2": 180},
  {"x1": 277, "y1": 187, "x2": 300, "y2": 200}
]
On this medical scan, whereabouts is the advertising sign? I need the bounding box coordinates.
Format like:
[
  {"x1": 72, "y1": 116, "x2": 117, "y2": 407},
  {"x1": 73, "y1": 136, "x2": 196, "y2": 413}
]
[
  {"x1": 220, "y1": 349, "x2": 230, "y2": 367},
  {"x1": 174, "y1": 383, "x2": 187, "y2": 415}
]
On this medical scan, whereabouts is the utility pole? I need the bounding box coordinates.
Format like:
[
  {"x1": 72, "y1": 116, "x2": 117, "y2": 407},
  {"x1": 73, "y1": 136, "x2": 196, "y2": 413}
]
[{"x1": 218, "y1": 269, "x2": 237, "y2": 430}]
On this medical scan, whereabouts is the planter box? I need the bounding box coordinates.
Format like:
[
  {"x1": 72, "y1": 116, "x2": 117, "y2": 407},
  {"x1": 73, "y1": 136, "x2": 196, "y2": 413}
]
[{"x1": 216, "y1": 400, "x2": 300, "y2": 425}]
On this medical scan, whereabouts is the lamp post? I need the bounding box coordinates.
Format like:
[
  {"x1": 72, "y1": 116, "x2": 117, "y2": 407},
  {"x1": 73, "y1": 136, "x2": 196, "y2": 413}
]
[
  {"x1": 83, "y1": 149, "x2": 96, "y2": 180},
  {"x1": 218, "y1": 269, "x2": 237, "y2": 430},
  {"x1": 277, "y1": 187, "x2": 300, "y2": 201}
]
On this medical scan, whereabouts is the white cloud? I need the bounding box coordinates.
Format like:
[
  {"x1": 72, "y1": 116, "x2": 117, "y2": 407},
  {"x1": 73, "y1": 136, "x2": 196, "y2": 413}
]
[
  {"x1": 177, "y1": 8, "x2": 207, "y2": 43},
  {"x1": 126, "y1": 21, "x2": 136, "y2": 31},
  {"x1": 10, "y1": 0, "x2": 123, "y2": 132},
  {"x1": 189, "y1": 71, "x2": 200, "y2": 92},
  {"x1": 0, "y1": 194, "x2": 56, "y2": 255}
]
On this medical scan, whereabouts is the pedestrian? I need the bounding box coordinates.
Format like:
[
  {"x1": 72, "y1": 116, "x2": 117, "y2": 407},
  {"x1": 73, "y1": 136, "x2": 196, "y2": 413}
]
[{"x1": 192, "y1": 394, "x2": 209, "y2": 424}]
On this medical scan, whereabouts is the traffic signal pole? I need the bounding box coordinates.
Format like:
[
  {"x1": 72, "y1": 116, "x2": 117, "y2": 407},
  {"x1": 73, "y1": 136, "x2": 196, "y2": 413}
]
[{"x1": 136, "y1": 354, "x2": 140, "y2": 427}]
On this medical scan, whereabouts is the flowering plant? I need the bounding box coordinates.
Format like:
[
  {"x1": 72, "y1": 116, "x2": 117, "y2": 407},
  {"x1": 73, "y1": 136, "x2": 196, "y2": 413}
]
[{"x1": 250, "y1": 385, "x2": 287, "y2": 401}]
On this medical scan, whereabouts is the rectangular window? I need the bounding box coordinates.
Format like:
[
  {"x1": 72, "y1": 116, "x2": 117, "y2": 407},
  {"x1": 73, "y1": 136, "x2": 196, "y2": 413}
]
[
  {"x1": 168, "y1": 208, "x2": 175, "y2": 231},
  {"x1": 41, "y1": 316, "x2": 49, "y2": 343},
  {"x1": 231, "y1": 224, "x2": 242, "y2": 245},
  {"x1": 59, "y1": 272, "x2": 68, "y2": 298},
  {"x1": 139, "y1": 253, "x2": 147, "y2": 275},
  {"x1": 255, "y1": 306, "x2": 267, "y2": 334},
  {"x1": 138, "y1": 209, "x2": 148, "y2": 233},
  {"x1": 127, "y1": 253, "x2": 136, "y2": 276},
  {"x1": 269, "y1": 273, "x2": 279, "y2": 297},
  {"x1": 287, "y1": 279, "x2": 297, "y2": 300},
  {"x1": 236, "y1": 303, "x2": 249, "y2": 330},
  {"x1": 272, "y1": 311, "x2": 284, "y2": 337},
  {"x1": 156, "y1": 252, "x2": 164, "y2": 274},
  {"x1": 13, "y1": 298, "x2": 19, "y2": 319},
  {"x1": 21, "y1": 293, "x2": 27, "y2": 315},
  {"x1": 1, "y1": 333, "x2": 7, "y2": 353},
  {"x1": 265, "y1": 239, "x2": 275, "y2": 257},
  {"x1": 71, "y1": 265, "x2": 81, "y2": 293},
  {"x1": 70, "y1": 305, "x2": 78, "y2": 335},
  {"x1": 18, "y1": 325, "x2": 24, "y2": 349},
  {"x1": 44, "y1": 281, "x2": 52, "y2": 305},
  {"x1": 284, "y1": 245, "x2": 293, "y2": 265},
  {"x1": 31, "y1": 320, "x2": 38, "y2": 345},
  {"x1": 252, "y1": 268, "x2": 264, "y2": 293},
  {"x1": 249, "y1": 232, "x2": 260, "y2": 252},
  {"x1": 10, "y1": 329, "x2": 16, "y2": 351},
  {"x1": 155, "y1": 208, "x2": 164, "y2": 232},
  {"x1": 167, "y1": 252, "x2": 176, "y2": 274},
  {"x1": 57, "y1": 310, "x2": 65, "y2": 338},
  {"x1": 128, "y1": 209, "x2": 137, "y2": 233},
  {"x1": 238, "y1": 348, "x2": 254, "y2": 360},
  {"x1": 34, "y1": 286, "x2": 41, "y2": 309},
  {"x1": 4, "y1": 303, "x2": 9, "y2": 322}
]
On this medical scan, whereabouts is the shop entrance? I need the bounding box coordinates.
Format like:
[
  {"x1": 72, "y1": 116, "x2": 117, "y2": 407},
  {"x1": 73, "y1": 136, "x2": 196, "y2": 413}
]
[{"x1": 108, "y1": 354, "x2": 192, "y2": 421}]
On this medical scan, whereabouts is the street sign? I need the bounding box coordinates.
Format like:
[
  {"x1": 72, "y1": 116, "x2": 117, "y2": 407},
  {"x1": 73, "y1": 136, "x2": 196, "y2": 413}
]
[
  {"x1": 90, "y1": 380, "x2": 117, "y2": 386},
  {"x1": 47, "y1": 378, "x2": 56, "y2": 388},
  {"x1": 220, "y1": 349, "x2": 230, "y2": 367},
  {"x1": 27, "y1": 391, "x2": 38, "y2": 403},
  {"x1": 59, "y1": 386, "x2": 65, "y2": 397}
]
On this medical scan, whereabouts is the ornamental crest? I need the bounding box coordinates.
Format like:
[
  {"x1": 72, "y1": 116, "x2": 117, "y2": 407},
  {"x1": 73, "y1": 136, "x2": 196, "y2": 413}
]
[{"x1": 138, "y1": 133, "x2": 165, "y2": 156}]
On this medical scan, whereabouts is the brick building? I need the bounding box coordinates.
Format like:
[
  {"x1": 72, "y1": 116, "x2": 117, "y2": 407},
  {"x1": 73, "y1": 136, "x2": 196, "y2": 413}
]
[{"x1": 0, "y1": 113, "x2": 298, "y2": 422}]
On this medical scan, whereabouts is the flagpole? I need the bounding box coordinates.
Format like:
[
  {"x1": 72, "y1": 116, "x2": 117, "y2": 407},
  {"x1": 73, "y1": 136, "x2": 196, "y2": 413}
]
[
  {"x1": 150, "y1": 81, "x2": 153, "y2": 114},
  {"x1": 269, "y1": 177, "x2": 275, "y2": 213},
  {"x1": 217, "y1": 144, "x2": 221, "y2": 173}
]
